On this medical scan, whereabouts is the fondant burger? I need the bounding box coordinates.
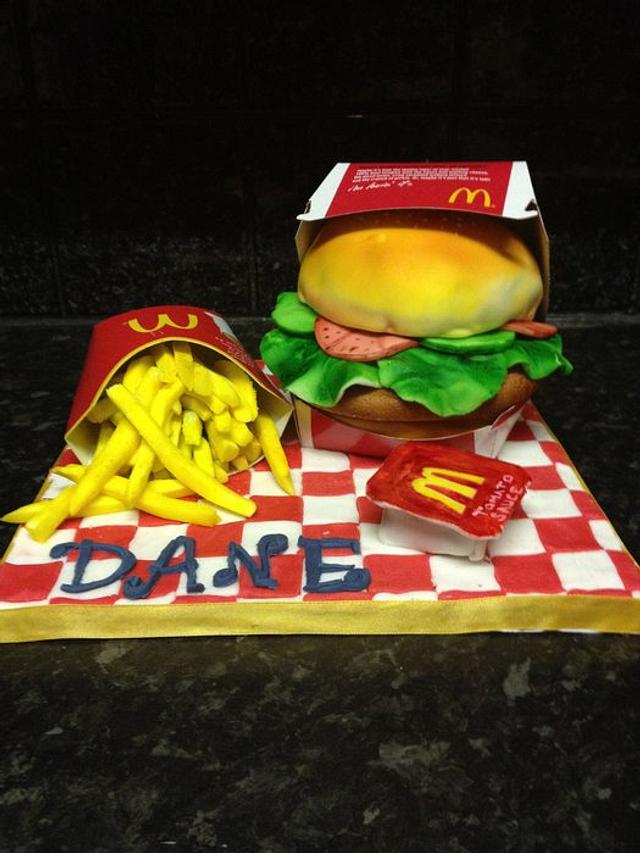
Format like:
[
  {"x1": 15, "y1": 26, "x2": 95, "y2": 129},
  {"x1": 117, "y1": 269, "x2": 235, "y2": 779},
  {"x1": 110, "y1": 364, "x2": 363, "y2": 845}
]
[{"x1": 260, "y1": 210, "x2": 572, "y2": 438}]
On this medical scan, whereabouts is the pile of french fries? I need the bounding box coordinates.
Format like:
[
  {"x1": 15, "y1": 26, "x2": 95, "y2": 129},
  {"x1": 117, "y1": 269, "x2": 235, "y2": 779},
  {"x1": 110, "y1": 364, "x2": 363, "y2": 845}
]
[{"x1": 3, "y1": 343, "x2": 294, "y2": 543}]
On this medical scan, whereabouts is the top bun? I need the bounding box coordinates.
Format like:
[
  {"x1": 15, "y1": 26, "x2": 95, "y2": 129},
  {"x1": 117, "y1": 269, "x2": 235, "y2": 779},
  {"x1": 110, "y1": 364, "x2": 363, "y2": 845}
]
[{"x1": 298, "y1": 210, "x2": 544, "y2": 338}]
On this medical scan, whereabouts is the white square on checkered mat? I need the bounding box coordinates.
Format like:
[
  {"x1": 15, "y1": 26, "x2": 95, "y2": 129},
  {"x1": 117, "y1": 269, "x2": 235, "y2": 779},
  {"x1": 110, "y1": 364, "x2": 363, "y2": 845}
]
[
  {"x1": 556, "y1": 463, "x2": 585, "y2": 491},
  {"x1": 358, "y1": 522, "x2": 424, "y2": 557},
  {"x1": 7, "y1": 527, "x2": 78, "y2": 565},
  {"x1": 430, "y1": 555, "x2": 501, "y2": 593},
  {"x1": 213, "y1": 506, "x2": 249, "y2": 525},
  {"x1": 374, "y1": 590, "x2": 438, "y2": 601},
  {"x1": 352, "y1": 467, "x2": 377, "y2": 496},
  {"x1": 589, "y1": 520, "x2": 624, "y2": 551},
  {"x1": 488, "y1": 518, "x2": 545, "y2": 556},
  {"x1": 241, "y1": 521, "x2": 302, "y2": 555},
  {"x1": 525, "y1": 418, "x2": 552, "y2": 441},
  {"x1": 552, "y1": 550, "x2": 624, "y2": 590},
  {"x1": 196, "y1": 556, "x2": 239, "y2": 597},
  {"x1": 115, "y1": 590, "x2": 178, "y2": 605},
  {"x1": 41, "y1": 472, "x2": 73, "y2": 499},
  {"x1": 303, "y1": 494, "x2": 359, "y2": 525},
  {"x1": 301, "y1": 447, "x2": 350, "y2": 472},
  {"x1": 499, "y1": 440, "x2": 551, "y2": 467},
  {"x1": 51, "y1": 557, "x2": 124, "y2": 600},
  {"x1": 79, "y1": 509, "x2": 139, "y2": 528},
  {"x1": 249, "y1": 468, "x2": 303, "y2": 496},
  {"x1": 127, "y1": 524, "x2": 189, "y2": 559},
  {"x1": 521, "y1": 489, "x2": 580, "y2": 519}
]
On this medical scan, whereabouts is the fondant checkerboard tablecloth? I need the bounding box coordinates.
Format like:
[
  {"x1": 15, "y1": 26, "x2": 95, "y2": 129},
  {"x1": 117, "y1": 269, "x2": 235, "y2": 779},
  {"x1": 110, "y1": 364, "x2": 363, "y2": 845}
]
[{"x1": 1, "y1": 403, "x2": 639, "y2": 641}]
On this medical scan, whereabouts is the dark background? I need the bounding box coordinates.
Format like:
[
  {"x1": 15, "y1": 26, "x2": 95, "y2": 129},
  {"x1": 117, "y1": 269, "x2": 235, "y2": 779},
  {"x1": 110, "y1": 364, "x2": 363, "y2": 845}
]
[{"x1": 1, "y1": 0, "x2": 639, "y2": 321}]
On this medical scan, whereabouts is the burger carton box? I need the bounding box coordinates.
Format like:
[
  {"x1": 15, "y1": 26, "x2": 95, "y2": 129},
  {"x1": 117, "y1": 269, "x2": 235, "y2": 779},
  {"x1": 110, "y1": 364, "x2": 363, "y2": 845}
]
[
  {"x1": 293, "y1": 161, "x2": 549, "y2": 459},
  {"x1": 66, "y1": 305, "x2": 292, "y2": 465}
]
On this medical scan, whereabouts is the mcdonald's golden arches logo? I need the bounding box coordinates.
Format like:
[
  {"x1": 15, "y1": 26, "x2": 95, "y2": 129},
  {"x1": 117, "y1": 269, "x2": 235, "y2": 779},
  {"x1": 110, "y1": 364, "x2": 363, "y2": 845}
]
[
  {"x1": 411, "y1": 467, "x2": 486, "y2": 514},
  {"x1": 127, "y1": 313, "x2": 199, "y2": 334},
  {"x1": 448, "y1": 186, "x2": 492, "y2": 208}
]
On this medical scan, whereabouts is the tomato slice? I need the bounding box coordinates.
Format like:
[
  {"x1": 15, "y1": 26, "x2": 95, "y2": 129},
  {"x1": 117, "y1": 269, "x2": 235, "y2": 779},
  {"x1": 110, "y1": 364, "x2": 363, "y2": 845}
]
[
  {"x1": 501, "y1": 320, "x2": 558, "y2": 339},
  {"x1": 314, "y1": 317, "x2": 417, "y2": 362}
]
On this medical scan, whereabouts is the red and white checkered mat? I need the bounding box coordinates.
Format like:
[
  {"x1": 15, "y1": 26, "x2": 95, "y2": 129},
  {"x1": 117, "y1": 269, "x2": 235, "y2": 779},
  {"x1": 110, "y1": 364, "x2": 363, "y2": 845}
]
[{"x1": 1, "y1": 402, "x2": 639, "y2": 640}]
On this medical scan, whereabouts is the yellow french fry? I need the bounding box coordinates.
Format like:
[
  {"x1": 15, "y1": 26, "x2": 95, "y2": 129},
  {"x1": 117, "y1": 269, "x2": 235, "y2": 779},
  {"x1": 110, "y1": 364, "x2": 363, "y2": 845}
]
[
  {"x1": 230, "y1": 419, "x2": 253, "y2": 447},
  {"x1": 106, "y1": 383, "x2": 256, "y2": 517},
  {"x1": 213, "y1": 461, "x2": 229, "y2": 483},
  {"x1": 231, "y1": 454, "x2": 249, "y2": 471},
  {"x1": 25, "y1": 488, "x2": 74, "y2": 543},
  {"x1": 205, "y1": 421, "x2": 239, "y2": 464},
  {"x1": 215, "y1": 359, "x2": 258, "y2": 422},
  {"x1": 2, "y1": 494, "x2": 126, "y2": 524},
  {"x1": 172, "y1": 342, "x2": 194, "y2": 391},
  {"x1": 95, "y1": 420, "x2": 115, "y2": 455},
  {"x1": 213, "y1": 410, "x2": 231, "y2": 434},
  {"x1": 208, "y1": 394, "x2": 227, "y2": 415},
  {"x1": 123, "y1": 355, "x2": 154, "y2": 391},
  {"x1": 69, "y1": 468, "x2": 218, "y2": 526},
  {"x1": 192, "y1": 363, "x2": 240, "y2": 408},
  {"x1": 245, "y1": 437, "x2": 262, "y2": 464},
  {"x1": 102, "y1": 477, "x2": 219, "y2": 526},
  {"x1": 145, "y1": 479, "x2": 193, "y2": 498},
  {"x1": 69, "y1": 367, "x2": 161, "y2": 516},
  {"x1": 135, "y1": 492, "x2": 219, "y2": 526},
  {"x1": 127, "y1": 378, "x2": 184, "y2": 505},
  {"x1": 151, "y1": 453, "x2": 165, "y2": 473},
  {"x1": 152, "y1": 344, "x2": 177, "y2": 383},
  {"x1": 192, "y1": 437, "x2": 214, "y2": 476},
  {"x1": 86, "y1": 398, "x2": 117, "y2": 424},
  {"x1": 54, "y1": 464, "x2": 193, "y2": 499},
  {"x1": 169, "y1": 415, "x2": 182, "y2": 447},
  {"x1": 190, "y1": 362, "x2": 213, "y2": 398},
  {"x1": 253, "y1": 412, "x2": 295, "y2": 496},
  {"x1": 178, "y1": 434, "x2": 193, "y2": 462},
  {"x1": 182, "y1": 410, "x2": 203, "y2": 446},
  {"x1": 69, "y1": 419, "x2": 140, "y2": 515},
  {"x1": 181, "y1": 394, "x2": 212, "y2": 422}
]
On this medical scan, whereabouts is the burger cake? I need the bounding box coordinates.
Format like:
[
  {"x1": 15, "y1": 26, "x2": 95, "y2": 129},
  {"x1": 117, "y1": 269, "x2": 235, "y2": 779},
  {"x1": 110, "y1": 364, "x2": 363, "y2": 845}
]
[{"x1": 260, "y1": 209, "x2": 572, "y2": 439}]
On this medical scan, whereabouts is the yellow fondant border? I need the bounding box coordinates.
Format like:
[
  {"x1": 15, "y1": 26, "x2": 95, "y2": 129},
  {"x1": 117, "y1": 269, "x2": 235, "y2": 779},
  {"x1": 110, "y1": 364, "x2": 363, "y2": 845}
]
[{"x1": 1, "y1": 594, "x2": 639, "y2": 643}]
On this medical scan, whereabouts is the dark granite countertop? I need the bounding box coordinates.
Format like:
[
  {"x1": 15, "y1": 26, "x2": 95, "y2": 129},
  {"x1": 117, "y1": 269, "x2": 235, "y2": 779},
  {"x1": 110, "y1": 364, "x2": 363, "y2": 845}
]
[{"x1": 1, "y1": 319, "x2": 639, "y2": 853}]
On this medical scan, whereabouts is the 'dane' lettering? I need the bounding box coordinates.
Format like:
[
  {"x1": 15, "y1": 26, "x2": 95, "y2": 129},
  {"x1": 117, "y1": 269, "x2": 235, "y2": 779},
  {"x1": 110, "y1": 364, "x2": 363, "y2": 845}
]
[
  {"x1": 123, "y1": 535, "x2": 202, "y2": 600},
  {"x1": 212, "y1": 534, "x2": 288, "y2": 590},
  {"x1": 298, "y1": 536, "x2": 370, "y2": 594},
  {"x1": 50, "y1": 539, "x2": 136, "y2": 594}
]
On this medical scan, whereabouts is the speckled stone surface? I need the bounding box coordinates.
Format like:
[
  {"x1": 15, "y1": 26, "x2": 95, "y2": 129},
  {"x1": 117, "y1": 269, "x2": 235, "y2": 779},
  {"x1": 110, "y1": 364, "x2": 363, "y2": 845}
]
[{"x1": 0, "y1": 320, "x2": 639, "y2": 852}]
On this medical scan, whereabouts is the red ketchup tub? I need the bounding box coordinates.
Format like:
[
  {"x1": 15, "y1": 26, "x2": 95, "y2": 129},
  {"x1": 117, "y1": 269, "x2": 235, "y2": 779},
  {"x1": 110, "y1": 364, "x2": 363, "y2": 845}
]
[{"x1": 366, "y1": 443, "x2": 531, "y2": 561}]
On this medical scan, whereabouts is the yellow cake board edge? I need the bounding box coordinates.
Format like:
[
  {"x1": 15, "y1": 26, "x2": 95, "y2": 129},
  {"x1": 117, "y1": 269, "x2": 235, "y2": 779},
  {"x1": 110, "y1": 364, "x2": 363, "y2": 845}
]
[{"x1": 1, "y1": 594, "x2": 639, "y2": 643}]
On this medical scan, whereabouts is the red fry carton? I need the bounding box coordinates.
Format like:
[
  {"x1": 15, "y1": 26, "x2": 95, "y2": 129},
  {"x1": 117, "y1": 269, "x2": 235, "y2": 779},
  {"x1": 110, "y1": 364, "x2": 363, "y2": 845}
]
[
  {"x1": 66, "y1": 305, "x2": 292, "y2": 464},
  {"x1": 292, "y1": 161, "x2": 550, "y2": 459},
  {"x1": 366, "y1": 443, "x2": 531, "y2": 561}
]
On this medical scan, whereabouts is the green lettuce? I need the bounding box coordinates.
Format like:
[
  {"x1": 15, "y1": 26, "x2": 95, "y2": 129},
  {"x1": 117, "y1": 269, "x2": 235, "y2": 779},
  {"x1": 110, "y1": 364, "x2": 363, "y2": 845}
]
[
  {"x1": 377, "y1": 348, "x2": 508, "y2": 417},
  {"x1": 271, "y1": 291, "x2": 317, "y2": 336},
  {"x1": 259, "y1": 292, "x2": 573, "y2": 417},
  {"x1": 260, "y1": 328, "x2": 380, "y2": 407}
]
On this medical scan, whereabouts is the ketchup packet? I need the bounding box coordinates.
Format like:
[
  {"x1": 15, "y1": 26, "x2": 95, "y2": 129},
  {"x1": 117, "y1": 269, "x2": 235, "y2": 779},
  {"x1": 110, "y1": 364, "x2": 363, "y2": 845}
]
[{"x1": 366, "y1": 443, "x2": 531, "y2": 561}]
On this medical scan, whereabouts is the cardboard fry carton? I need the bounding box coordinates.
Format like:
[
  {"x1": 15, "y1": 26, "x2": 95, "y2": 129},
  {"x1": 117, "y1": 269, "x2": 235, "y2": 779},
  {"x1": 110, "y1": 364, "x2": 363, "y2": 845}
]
[
  {"x1": 66, "y1": 305, "x2": 292, "y2": 464},
  {"x1": 292, "y1": 161, "x2": 550, "y2": 459}
]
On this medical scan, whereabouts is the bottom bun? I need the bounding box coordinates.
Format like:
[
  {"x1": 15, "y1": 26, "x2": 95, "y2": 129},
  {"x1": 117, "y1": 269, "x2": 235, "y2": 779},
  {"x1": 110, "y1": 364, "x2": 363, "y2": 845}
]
[{"x1": 314, "y1": 370, "x2": 538, "y2": 440}]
